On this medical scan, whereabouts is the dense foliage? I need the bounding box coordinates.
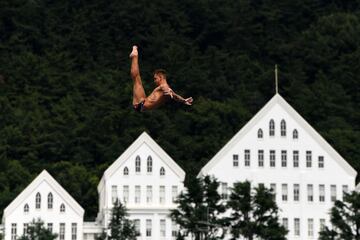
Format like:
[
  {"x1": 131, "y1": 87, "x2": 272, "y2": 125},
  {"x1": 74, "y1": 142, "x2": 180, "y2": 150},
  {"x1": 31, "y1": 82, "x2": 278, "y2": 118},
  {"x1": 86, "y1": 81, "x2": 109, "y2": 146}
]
[
  {"x1": 319, "y1": 191, "x2": 360, "y2": 240},
  {"x1": 18, "y1": 219, "x2": 58, "y2": 240},
  {"x1": 0, "y1": 0, "x2": 359, "y2": 220}
]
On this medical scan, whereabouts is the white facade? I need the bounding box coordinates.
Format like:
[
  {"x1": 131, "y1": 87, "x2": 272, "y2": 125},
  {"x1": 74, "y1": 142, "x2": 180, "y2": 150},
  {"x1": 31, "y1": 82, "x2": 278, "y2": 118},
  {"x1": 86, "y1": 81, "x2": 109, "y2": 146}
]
[
  {"x1": 198, "y1": 94, "x2": 357, "y2": 240},
  {"x1": 1, "y1": 95, "x2": 357, "y2": 240},
  {"x1": 1, "y1": 170, "x2": 84, "y2": 240},
  {"x1": 96, "y1": 132, "x2": 185, "y2": 240}
]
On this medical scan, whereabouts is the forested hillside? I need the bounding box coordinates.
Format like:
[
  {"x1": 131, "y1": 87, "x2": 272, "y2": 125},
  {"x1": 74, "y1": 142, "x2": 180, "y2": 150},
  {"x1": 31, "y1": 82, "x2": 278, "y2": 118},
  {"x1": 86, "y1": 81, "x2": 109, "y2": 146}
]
[{"x1": 0, "y1": 0, "x2": 359, "y2": 220}]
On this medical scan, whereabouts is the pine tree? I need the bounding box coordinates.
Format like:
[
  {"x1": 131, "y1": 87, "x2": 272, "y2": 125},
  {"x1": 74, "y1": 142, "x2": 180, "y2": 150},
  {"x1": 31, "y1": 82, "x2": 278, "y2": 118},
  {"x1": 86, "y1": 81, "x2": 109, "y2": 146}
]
[
  {"x1": 107, "y1": 199, "x2": 137, "y2": 240},
  {"x1": 171, "y1": 175, "x2": 226, "y2": 240},
  {"x1": 319, "y1": 191, "x2": 360, "y2": 240},
  {"x1": 17, "y1": 219, "x2": 57, "y2": 240},
  {"x1": 227, "y1": 181, "x2": 287, "y2": 240}
]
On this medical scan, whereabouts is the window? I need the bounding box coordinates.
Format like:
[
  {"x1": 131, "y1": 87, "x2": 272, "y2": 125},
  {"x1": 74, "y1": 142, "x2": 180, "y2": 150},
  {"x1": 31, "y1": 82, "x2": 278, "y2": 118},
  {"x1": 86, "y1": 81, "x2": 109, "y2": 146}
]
[
  {"x1": 24, "y1": 204, "x2": 29, "y2": 213},
  {"x1": 135, "y1": 186, "x2": 141, "y2": 204},
  {"x1": 308, "y1": 218, "x2": 314, "y2": 237},
  {"x1": 160, "y1": 167, "x2": 166, "y2": 176},
  {"x1": 146, "y1": 219, "x2": 152, "y2": 237},
  {"x1": 318, "y1": 156, "x2": 324, "y2": 168},
  {"x1": 147, "y1": 156, "x2": 153, "y2": 173},
  {"x1": 320, "y1": 219, "x2": 326, "y2": 232},
  {"x1": 160, "y1": 219, "x2": 166, "y2": 237},
  {"x1": 281, "y1": 150, "x2": 287, "y2": 167},
  {"x1": 233, "y1": 154, "x2": 239, "y2": 167},
  {"x1": 48, "y1": 193, "x2": 53, "y2": 209},
  {"x1": 294, "y1": 218, "x2": 300, "y2": 236},
  {"x1": 35, "y1": 192, "x2": 41, "y2": 209},
  {"x1": 270, "y1": 150, "x2": 276, "y2": 167},
  {"x1": 293, "y1": 129, "x2": 298, "y2": 139},
  {"x1": 160, "y1": 186, "x2": 165, "y2": 204},
  {"x1": 331, "y1": 185, "x2": 337, "y2": 202},
  {"x1": 123, "y1": 167, "x2": 129, "y2": 176},
  {"x1": 23, "y1": 223, "x2": 28, "y2": 236},
  {"x1": 71, "y1": 223, "x2": 77, "y2": 240},
  {"x1": 319, "y1": 185, "x2": 325, "y2": 202},
  {"x1": 307, "y1": 184, "x2": 313, "y2": 202},
  {"x1": 59, "y1": 223, "x2": 65, "y2": 240},
  {"x1": 293, "y1": 184, "x2": 300, "y2": 202},
  {"x1": 135, "y1": 156, "x2": 141, "y2": 173},
  {"x1": 134, "y1": 219, "x2": 140, "y2": 236},
  {"x1": 244, "y1": 150, "x2": 250, "y2": 166},
  {"x1": 282, "y1": 184, "x2": 288, "y2": 201},
  {"x1": 11, "y1": 223, "x2": 17, "y2": 240},
  {"x1": 269, "y1": 119, "x2": 275, "y2": 136},
  {"x1": 47, "y1": 223, "x2": 53, "y2": 233},
  {"x1": 257, "y1": 128, "x2": 263, "y2": 138},
  {"x1": 111, "y1": 185, "x2": 118, "y2": 204},
  {"x1": 258, "y1": 150, "x2": 264, "y2": 167},
  {"x1": 171, "y1": 221, "x2": 178, "y2": 238},
  {"x1": 280, "y1": 119, "x2": 286, "y2": 136},
  {"x1": 270, "y1": 183, "x2": 276, "y2": 200},
  {"x1": 221, "y1": 182, "x2": 228, "y2": 199},
  {"x1": 146, "y1": 186, "x2": 153, "y2": 204},
  {"x1": 342, "y1": 185, "x2": 348, "y2": 200},
  {"x1": 123, "y1": 185, "x2": 129, "y2": 203},
  {"x1": 60, "y1": 203, "x2": 65, "y2": 212},
  {"x1": 293, "y1": 150, "x2": 299, "y2": 168},
  {"x1": 282, "y1": 218, "x2": 288, "y2": 230},
  {"x1": 306, "y1": 151, "x2": 312, "y2": 168},
  {"x1": 172, "y1": 186, "x2": 178, "y2": 203}
]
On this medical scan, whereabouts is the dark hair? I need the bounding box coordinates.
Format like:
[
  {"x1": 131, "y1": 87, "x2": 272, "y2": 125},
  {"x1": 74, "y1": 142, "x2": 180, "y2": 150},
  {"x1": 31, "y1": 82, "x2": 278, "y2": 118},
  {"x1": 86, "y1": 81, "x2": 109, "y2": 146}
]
[{"x1": 153, "y1": 69, "x2": 167, "y2": 78}]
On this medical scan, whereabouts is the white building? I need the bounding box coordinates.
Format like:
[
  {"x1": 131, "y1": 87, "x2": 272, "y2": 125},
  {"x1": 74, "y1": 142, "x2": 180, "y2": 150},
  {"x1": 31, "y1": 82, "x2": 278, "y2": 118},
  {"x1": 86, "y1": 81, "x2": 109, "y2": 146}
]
[
  {"x1": 198, "y1": 93, "x2": 357, "y2": 239},
  {"x1": 1, "y1": 170, "x2": 84, "y2": 240},
  {"x1": 94, "y1": 131, "x2": 185, "y2": 240}
]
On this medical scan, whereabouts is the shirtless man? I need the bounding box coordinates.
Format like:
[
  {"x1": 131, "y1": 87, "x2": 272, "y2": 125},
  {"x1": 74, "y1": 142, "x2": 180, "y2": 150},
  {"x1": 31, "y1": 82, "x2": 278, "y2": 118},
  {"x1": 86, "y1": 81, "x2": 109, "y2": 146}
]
[{"x1": 130, "y1": 46, "x2": 193, "y2": 112}]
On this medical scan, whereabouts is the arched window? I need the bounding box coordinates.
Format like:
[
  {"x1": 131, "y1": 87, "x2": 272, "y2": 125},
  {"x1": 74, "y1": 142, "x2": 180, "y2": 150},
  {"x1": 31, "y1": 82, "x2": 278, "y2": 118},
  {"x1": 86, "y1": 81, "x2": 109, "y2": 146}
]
[
  {"x1": 160, "y1": 167, "x2": 165, "y2": 176},
  {"x1": 147, "y1": 156, "x2": 153, "y2": 173},
  {"x1": 24, "y1": 204, "x2": 29, "y2": 213},
  {"x1": 293, "y1": 129, "x2": 298, "y2": 139},
  {"x1": 257, "y1": 129, "x2": 263, "y2": 139},
  {"x1": 281, "y1": 120, "x2": 286, "y2": 136},
  {"x1": 135, "y1": 156, "x2": 141, "y2": 173},
  {"x1": 60, "y1": 203, "x2": 65, "y2": 213},
  {"x1": 269, "y1": 119, "x2": 275, "y2": 136},
  {"x1": 48, "y1": 193, "x2": 53, "y2": 209},
  {"x1": 35, "y1": 193, "x2": 41, "y2": 209},
  {"x1": 123, "y1": 167, "x2": 129, "y2": 176}
]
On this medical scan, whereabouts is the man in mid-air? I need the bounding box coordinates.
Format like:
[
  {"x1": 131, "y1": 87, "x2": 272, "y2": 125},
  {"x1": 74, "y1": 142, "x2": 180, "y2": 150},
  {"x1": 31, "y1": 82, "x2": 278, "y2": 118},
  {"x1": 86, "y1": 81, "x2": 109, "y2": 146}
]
[{"x1": 130, "y1": 46, "x2": 193, "y2": 112}]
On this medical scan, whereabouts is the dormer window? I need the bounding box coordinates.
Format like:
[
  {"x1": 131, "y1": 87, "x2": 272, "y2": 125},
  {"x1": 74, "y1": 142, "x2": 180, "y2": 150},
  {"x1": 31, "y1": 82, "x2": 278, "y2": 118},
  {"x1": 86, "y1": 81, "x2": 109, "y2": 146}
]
[
  {"x1": 48, "y1": 193, "x2": 53, "y2": 209},
  {"x1": 269, "y1": 119, "x2": 275, "y2": 136},
  {"x1": 60, "y1": 203, "x2": 65, "y2": 213},
  {"x1": 24, "y1": 204, "x2": 29, "y2": 213},
  {"x1": 280, "y1": 120, "x2": 286, "y2": 136},
  {"x1": 160, "y1": 167, "x2": 165, "y2": 176},
  {"x1": 257, "y1": 129, "x2": 263, "y2": 139},
  {"x1": 147, "y1": 156, "x2": 153, "y2": 173},
  {"x1": 124, "y1": 167, "x2": 129, "y2": 176},
  {"x1": 135, "y1": 156, "x2": 141, "y2": 173},
  {"x1": 293, "y1": 129, "x2": 298, "y2": 139},
  {"x1": 35, "y1": 193, "x2": 41, "y2": 209}
]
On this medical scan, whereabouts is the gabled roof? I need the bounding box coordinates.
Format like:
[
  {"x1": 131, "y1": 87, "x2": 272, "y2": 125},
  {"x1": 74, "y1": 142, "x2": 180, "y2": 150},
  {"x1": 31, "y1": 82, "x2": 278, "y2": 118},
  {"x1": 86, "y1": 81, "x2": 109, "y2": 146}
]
[
  {"x1": 98, "y1": 132, "x2": 185, "y2": 192},
  {"x1": 198, "y1": 94, "x2": 357, "y2": 177},
  {"x1": 2, "y1": 170, "x2": 84, "y2": 221}
]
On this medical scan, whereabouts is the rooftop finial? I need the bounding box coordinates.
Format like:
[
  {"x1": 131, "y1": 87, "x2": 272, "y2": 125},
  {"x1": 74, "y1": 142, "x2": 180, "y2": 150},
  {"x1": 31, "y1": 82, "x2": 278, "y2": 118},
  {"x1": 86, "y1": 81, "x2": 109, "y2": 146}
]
[{"x1": 275, "y1": 64, "x2": 279, "y2": 94}]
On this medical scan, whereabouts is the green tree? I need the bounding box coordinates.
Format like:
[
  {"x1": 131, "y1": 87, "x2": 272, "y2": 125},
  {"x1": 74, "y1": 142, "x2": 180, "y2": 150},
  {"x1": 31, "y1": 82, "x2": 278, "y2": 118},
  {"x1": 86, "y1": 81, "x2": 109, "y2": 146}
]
[
  {"x1": 319, "y1": 191, "x2": 360, "y2": 240},
  {"x1": 106, "y1": 199, "x2": 137, "y2": 240},
  {"x1": 227, "y1": 181, "x2": 287, "y2": 240},
  {"x1": 171, "y1": 175, "x2": 226, "y2": 240},
  {"x1": 18, "y1": 219, "x2": 57, "y2": 240}
]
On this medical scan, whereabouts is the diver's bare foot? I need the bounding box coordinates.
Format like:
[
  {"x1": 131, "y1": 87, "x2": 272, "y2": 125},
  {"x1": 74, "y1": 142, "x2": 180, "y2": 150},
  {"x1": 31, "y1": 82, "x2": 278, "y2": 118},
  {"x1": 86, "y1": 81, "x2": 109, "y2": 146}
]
[{"x1": 129, "y1": 46, "x2": 138, "y2": 58}]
